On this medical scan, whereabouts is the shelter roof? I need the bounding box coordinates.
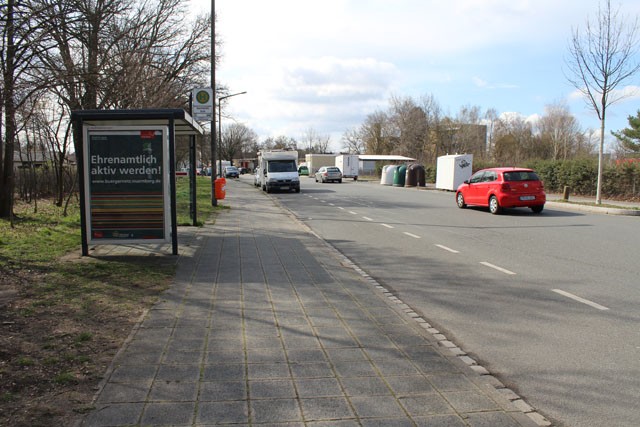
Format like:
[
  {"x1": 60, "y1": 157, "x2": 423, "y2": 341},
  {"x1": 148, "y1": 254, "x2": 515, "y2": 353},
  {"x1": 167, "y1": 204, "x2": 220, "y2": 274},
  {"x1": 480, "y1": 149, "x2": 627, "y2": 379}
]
[{"x1": 71, "y1": 109, "x2": 204, "y2": 136}]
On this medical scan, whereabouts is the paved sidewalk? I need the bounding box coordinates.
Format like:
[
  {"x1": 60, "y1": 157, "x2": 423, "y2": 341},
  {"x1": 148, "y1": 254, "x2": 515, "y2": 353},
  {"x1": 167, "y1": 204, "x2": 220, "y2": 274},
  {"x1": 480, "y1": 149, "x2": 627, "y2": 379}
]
[{"x1": 79, "y1": 180, "x2": 541, "y2": 427}]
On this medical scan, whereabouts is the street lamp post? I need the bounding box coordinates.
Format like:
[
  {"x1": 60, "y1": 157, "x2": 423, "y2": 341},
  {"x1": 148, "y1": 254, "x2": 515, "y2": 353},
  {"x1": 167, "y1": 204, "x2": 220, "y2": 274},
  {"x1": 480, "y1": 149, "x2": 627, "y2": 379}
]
[
  {"x1": 218, "y1": 91, "x2": 247, "y2": 175},
  {"x1": 211, "y1": 0, "x2": 216, "y2": 206}
]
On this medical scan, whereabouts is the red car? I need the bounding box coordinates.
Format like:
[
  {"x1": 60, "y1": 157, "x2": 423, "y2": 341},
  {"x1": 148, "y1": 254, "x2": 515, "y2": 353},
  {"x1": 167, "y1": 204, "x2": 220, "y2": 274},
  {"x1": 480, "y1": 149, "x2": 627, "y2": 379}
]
[{"x1": 455, "y1": 167, "x2": 546, "y2": 214}]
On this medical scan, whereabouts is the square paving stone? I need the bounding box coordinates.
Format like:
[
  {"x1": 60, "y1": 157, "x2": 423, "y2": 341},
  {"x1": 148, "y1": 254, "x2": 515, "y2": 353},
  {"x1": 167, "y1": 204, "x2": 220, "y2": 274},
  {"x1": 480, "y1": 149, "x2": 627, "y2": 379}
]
[
  {"x1": 295, "y1": 377, "x2": 344, "y2": 398},
  {"x1": 82, "y1": 403, "x2": 145, "y2": 426},
  {"x1": 246, "y1": 347, "x2": 287, "y2": 363},
  {"x1": 332, "y1": 360, "x2": 378, "y2": 378},
  {"x1": 427, "y1": 374, "x2": 476, "y2": 392},
  {"x1": 248, "y1": 363, "x2": 291, "y2": 379},
  {"x1": 206, "y1": 349, "x2": 246, "y2": 364},
  {"x1": 290, "y1": 362, "x2": 334, "y2": 379},
  {"x1": 96, "y1": 382, "x2": 149, "y2": 403},
  {"x1": 385, "y1": 375, "x2": 436, "y2": 396},
  {"x1": 140, "y1": 402, "x2": 195, "y2": 425},
  {"x1": 109, "y1": 364, "x2": 157, "y2": 383},
  {"x1": 340, "y1": 376, "x2": 390, "y2": 396},
  {"x1": 250, "y1": 398, "x2": 303, "y2": 424},
  {"x1": 149, "y1": 381, "x2": 199, "y2": 401},
  {"x1": 156, "y1": 364, "x2": 201, "y2": 382},
  {"x1": 360, "y1": 418, "x2": 415, "y2": 427},
  {"x1": 249, "y1": 379, "x2": 297, "y2": 399},
  {"x1": 300, "y1": 397, "x2": 355, "y2": 421},
  {"x1": 199, "y1": 380, "x2": 247, "y2": 401},
  {"x1": 324, "y1": 348, "x2": 368, "y2": 361},
  {"x1": 398, "y1": 394, "x2": 454, "y2": 416},
  {"x1": 162, "y1": 350, "x2": 203, "y2": 364},
  {"x1": 197, "y1": 400, "x2": 249, "y2": 424},
  {"x1": 373, "y1": 358, "x2": 420, "y2": 376},
  {"x1": 413, "y1": 414, "x2": 468, "y2": 427},
  {"x1": 203, "y1": 364, "x2": 246, "y2": 381},
  {"x1": 465, "y1": 411, "x2": 523, "y2": 427},
  {"x1": 350, "y1": 396, "x2": 406, "y2": 419},
  {"x1": 286, "y1": 348, "x2": 328, "y2": 363},
  {"x1": 441, "y1": 391, "x2": 500, "y2": 413}
]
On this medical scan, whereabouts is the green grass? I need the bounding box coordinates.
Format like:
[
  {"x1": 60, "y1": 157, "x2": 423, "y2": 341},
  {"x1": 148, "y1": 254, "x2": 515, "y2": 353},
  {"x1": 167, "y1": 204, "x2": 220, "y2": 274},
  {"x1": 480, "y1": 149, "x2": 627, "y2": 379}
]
[{"x1": 175, "y1": 175, "x2": 219, "y2": 225}]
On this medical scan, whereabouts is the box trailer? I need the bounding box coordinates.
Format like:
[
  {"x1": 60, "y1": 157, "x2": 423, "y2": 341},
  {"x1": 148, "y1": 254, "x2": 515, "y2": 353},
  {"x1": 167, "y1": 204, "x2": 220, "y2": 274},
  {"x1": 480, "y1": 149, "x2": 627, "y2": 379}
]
[
  {"x1": 335, "y1": 154, "x2": 359, "y2": 180},
  {"x1": 435, "y1": 154, "x2": 473, "y2": 191},
  {"x1": 305, "y1": 154, "x2": 337, "y2": 176}
]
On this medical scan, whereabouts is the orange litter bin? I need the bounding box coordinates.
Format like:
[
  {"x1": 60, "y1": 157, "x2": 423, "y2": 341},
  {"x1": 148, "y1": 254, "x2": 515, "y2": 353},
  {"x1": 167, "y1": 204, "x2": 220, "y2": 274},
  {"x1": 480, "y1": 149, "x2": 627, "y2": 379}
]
[{"x1": 214, "y1": 177, "x2": 226, "y2": 200}]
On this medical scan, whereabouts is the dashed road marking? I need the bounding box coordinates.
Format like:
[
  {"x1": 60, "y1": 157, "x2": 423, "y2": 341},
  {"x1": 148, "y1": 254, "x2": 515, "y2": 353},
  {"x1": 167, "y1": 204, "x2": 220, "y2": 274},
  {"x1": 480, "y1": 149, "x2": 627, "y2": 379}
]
[
  {"x1": 403, "y1": 232, "x2": 421, "y2": 239},
  {"x1": 435, "y1": 244, "x2": 459, "y2": 253},
  {"x1": 552, "y1": 289, "x2": 609, "y2": 311},
  {"x1": 362, "y1": 216, "x2": 373, "y2": 221},
  {"x1": 381, "y1": 224, "x2": 394, "y2": 229},
  {"x1": 480, "y1": 261, "x2": 516, "y2": 275},
  {"x1": 349, "y1": 211, "x2": 358, "y2": 215}
]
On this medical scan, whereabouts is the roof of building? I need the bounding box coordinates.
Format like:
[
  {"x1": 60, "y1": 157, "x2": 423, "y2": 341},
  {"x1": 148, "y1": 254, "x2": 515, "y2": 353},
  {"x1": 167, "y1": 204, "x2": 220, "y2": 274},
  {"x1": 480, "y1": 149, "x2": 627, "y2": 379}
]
[{"x1": 358, "y1": 155, "x2": 417, "y2": 161}]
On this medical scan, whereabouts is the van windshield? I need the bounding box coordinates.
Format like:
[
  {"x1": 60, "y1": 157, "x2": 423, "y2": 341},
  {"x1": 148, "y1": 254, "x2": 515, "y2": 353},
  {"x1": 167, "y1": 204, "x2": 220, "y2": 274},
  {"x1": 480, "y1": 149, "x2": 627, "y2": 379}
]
[{"x1": 268, "y1": 160, "x2": 296, "y2": 173}]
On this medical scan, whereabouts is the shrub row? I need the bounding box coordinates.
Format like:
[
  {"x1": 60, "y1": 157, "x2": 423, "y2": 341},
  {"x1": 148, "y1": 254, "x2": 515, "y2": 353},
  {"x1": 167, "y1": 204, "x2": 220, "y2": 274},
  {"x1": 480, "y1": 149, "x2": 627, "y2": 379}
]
[{"x1": 471, "y1": 158, "x2": 640, "y2": 200}]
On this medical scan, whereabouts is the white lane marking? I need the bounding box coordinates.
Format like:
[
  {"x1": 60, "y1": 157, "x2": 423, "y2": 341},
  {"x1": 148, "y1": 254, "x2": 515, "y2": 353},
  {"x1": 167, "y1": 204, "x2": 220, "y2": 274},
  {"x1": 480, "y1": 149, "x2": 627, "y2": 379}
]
[
  {"x1": 552, "y1": 289, "x2": 610, "y2": 311},
  {"x1": 362, "y1": 216, "x2": 373, "y2": 221},
  {"x1": 381, "y1": 223, "x2": 394, "y2": 229},
  {"x1": 349, "y1": 211, "x2": 358, "y2": 215},
  {"x1": 329, "y1": 203, "x2": 335, "y2": 206},
  {"x1": 435, "y1": 244, "x2": 459, "y2": 254},
  {"x1": 320, "y1": 200, "x2": 326, "y2": 203},
  {"x1": 338, "y1": 207, "x2": 345, "y2": 210},
  {"x1": 479, "y1": 262, "x2": 516, "y2": 275},
  {"x1": 403, "y1": 232, "x2": 421, "y2": 239}
]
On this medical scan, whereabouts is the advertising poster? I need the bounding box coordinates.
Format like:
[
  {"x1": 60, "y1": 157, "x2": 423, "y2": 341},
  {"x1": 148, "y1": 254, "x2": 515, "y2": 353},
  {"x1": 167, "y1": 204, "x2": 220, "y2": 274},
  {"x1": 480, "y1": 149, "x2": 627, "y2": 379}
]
[{"x1": 84, "y1": 127, "x2": 170, "y2": 244}]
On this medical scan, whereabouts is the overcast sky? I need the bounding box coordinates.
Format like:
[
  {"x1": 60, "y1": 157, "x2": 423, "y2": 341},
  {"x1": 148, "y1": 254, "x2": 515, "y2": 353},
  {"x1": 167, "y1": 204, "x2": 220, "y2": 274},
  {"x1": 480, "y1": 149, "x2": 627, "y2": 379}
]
[{"x1": 191, "y1": 0, "x2": 640, "y2": 152}]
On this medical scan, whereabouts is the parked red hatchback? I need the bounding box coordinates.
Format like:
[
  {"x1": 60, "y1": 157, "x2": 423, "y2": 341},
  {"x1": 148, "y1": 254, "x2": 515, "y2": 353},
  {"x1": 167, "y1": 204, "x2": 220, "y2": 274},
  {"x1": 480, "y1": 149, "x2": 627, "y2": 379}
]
[{"x1": 455, "y1": 167, "x2": 546, "y2": 214}]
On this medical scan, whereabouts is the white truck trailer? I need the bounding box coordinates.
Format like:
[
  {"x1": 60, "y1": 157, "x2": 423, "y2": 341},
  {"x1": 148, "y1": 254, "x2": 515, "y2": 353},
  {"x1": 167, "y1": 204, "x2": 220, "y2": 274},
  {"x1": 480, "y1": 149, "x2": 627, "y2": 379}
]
[
  {"x1": 335, "y1": 154, "x2": 359, "y2": 180},
  {"x1": 257, "y1": 150, "x2": 300, "y2": 193}
]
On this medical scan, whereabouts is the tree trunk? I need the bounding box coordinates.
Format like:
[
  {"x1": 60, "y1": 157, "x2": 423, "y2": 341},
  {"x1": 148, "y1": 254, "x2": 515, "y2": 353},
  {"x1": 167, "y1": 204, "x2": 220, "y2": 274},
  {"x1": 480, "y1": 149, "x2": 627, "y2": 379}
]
[{"x1": 0, "y1": 0, "x2": 16, "y2": 219}]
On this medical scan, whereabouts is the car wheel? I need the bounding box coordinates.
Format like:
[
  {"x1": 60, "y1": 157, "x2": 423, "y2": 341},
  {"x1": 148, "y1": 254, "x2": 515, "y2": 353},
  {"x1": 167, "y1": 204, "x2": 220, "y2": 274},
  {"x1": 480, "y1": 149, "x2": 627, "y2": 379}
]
[
  {"x1": 489, "y1": 195, "x2": 501, "y2": 214},
  {"x1": 295, "y1": 188, "x2": 300, "y2": 193},
  {"x1": 262, "y1": 184, "x2": 266, "y2": 192},
  {"x1": 315, "y1": 177, "x2": 318, "y2": 182},
  {"x1": 456, "y1": 192, "x2": 466, "y2": 208},
  {"x1": 338, "y1": 179, "x2": 342, "y2": 183},
  {"x1": 531, "y1": 205, "x2": 544, "y2": 213}
]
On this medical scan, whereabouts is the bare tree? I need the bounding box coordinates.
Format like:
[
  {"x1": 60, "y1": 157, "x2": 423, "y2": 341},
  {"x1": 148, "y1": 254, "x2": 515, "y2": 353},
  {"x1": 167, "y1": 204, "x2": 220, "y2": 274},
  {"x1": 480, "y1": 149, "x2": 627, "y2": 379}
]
[
  {"x1": 566, "y1": 0, "x2": 640, "y2": 203},
  {"x1": 1, "y1": 0, "x2": 43, "y2": 218},
  {"x1": 341, "y1": 127, "x2": 365, "y2": 154},
  {"x1": 537, "y1": 102, "x2": 582, "y2": 160},
  {"x1": 220, "y1": 122, "x2": 257, "y2": 162},
  {"x1": 360, "y1": 110, "x2": 392, "y2": 155}
]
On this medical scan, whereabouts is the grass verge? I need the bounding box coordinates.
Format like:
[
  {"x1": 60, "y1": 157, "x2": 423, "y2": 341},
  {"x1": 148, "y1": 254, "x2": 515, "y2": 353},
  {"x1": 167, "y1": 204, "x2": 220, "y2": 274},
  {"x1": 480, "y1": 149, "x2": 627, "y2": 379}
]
[{"x1": 0, "y1": 176, "x2": 223, "y2": 427}]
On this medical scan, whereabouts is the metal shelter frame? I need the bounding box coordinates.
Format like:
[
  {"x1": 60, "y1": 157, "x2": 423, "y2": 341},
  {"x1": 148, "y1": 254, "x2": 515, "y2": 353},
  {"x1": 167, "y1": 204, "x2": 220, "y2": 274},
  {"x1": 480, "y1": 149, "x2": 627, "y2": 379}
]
[{"x1": 71, "y1": 109, "x2": 204, "y2": 256}]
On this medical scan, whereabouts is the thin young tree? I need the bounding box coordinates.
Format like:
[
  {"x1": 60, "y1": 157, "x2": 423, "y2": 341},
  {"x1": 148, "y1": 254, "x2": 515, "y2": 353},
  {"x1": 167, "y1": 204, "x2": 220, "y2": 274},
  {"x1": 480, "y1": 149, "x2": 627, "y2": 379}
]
[{"x1": 565, "y1": 0, "x2": 640, "y2": 204}]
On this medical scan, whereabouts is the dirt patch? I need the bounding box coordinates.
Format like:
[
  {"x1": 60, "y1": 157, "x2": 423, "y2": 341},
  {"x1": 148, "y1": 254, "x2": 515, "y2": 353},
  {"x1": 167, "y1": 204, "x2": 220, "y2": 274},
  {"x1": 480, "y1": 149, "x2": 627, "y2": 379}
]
[{"x1": 0, "y1": 258, "x2": 171, "y2": 427}]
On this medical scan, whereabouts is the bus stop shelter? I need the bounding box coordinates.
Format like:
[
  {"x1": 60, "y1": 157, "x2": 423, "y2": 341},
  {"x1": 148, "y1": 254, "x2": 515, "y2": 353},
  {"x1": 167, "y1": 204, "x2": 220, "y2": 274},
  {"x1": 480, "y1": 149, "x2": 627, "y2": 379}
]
[{"x1": 71, "y1": 109, "x2": 204, "y2": 256}]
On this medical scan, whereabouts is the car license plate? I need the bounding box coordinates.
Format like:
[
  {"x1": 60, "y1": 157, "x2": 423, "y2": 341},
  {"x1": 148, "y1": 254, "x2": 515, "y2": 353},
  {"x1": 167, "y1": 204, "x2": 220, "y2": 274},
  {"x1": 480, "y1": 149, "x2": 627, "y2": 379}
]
[
  {"x1": 281, "y1": 186, "x2": 289, "y2": 190},
  {"x1": 520, "y1": 195, "x2": 535, "y2": 201}
]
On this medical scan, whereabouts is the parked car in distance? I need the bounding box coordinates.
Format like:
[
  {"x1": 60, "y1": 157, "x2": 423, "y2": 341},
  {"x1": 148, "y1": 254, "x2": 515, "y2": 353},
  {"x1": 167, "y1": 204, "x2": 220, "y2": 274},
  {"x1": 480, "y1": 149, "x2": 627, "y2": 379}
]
[
  {"x1": 224, "y1": 166, "x2": 240, "y2": 178},
  {"x1": 298, "y1": 165, "x2": 309, "y2": 176},
  {"x1": 315, "y1": 166, "x2": 343, "y2": 183},
  {"x1": 455, "y1": 167, "x2": 546, "y2": 214}
]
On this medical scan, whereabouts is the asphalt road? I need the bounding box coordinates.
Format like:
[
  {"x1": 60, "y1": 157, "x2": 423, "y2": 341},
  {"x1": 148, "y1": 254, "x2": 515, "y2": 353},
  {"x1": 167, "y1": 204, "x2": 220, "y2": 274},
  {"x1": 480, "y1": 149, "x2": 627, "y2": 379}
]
[{"x1": 247, "y1": 175, "x2": 640, "y2": 427}]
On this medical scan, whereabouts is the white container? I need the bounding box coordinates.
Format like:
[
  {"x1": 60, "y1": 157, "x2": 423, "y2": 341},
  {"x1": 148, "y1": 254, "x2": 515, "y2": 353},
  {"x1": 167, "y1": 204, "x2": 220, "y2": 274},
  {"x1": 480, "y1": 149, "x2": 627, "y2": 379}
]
[
  {"x1": 335, "y1": 154, "x2": 359, "y2": 179},
  {"x1": 435, "y1": 154, "x2": 473, "y2": 191},
  {"x1": 380, "y1": 165, "x2": 397, "y2": 186}
]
